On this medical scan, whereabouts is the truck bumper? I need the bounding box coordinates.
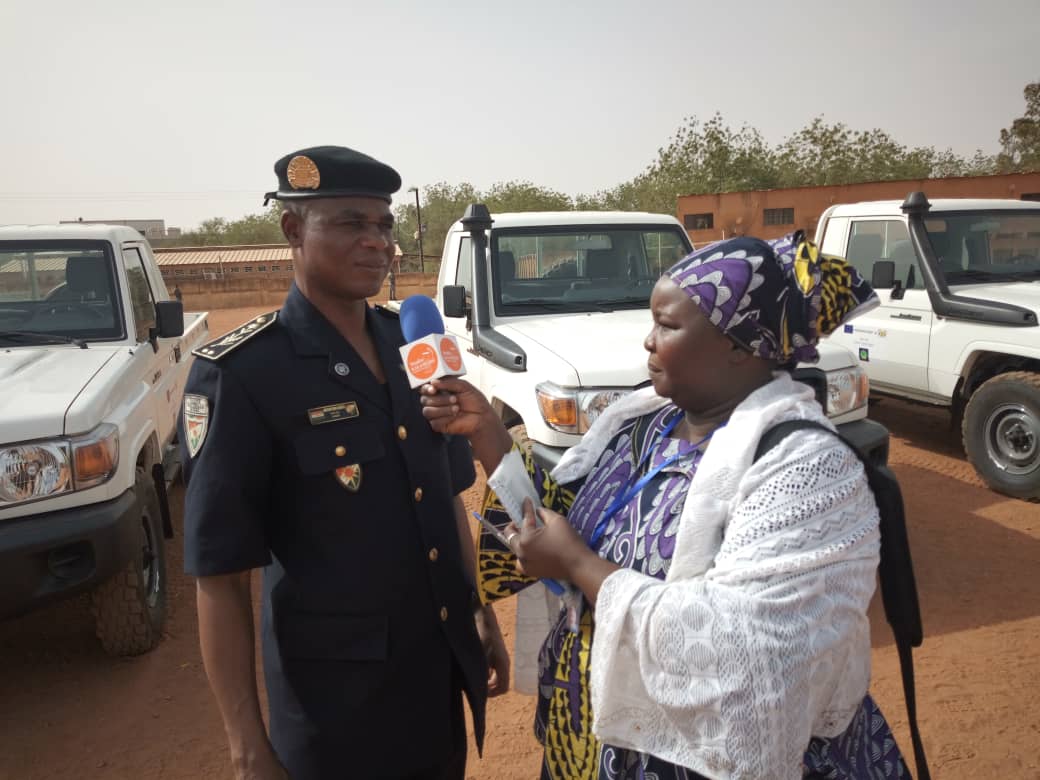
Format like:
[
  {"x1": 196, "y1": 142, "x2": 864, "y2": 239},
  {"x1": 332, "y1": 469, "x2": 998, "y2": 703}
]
[
  {"x1": 531, "y1": 417, "x2": 890, "y2": 475},
  {"x1": 0, "y1": 488, "x2": 140, "y2": 619},
  {"x1": 530, "y1": 442, "x2": 569, "y2": 475}
]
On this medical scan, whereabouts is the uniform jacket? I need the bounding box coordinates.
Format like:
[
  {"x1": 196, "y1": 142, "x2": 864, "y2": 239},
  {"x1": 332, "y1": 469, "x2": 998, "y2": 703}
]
[{"x1": 180, "y1": 284, "x2": 487, "y2": 778}]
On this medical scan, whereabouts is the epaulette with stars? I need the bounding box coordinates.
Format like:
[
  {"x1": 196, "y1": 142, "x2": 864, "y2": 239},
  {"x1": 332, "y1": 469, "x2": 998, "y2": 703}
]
[{"x1": 193, "y1": 311, "x2": 279, "y2": 361}]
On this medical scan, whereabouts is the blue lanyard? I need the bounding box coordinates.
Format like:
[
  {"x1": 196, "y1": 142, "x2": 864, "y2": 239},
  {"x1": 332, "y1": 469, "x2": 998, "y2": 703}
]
[{"x1": 589, "y1": 412, "x2": 720, "y2": 548}]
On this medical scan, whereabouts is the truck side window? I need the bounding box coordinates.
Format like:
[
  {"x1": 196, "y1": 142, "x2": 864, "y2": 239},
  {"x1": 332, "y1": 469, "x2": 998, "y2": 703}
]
[
  {"x1": 123, "y1": 247, "x2": 157, "y2": 342},
  {"x1": 456, "y1": 236, "x2": 473, "y2": 296},
  {"x1": 847, "y1": 220, "x2": 915, "y2": 290}
]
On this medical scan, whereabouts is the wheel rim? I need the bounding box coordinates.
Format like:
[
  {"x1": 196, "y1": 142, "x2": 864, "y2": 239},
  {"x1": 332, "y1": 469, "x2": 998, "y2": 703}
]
[
  {"x1": 984, "y1": 402, "x2": 1040, "y2": 476},
  {"x1": 140, "y1": 511, "x2": 161, "y2": 610}
]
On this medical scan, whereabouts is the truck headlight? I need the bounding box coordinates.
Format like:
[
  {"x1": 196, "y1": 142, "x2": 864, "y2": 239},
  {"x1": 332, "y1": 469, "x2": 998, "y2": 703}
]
[
  {"x1": 826, "y1": 366, "x2": 869, "y2": 416},
  {"x1": 0, "y1": 424, "x2": 119, "y2": 508},
  {"x1": 536, "y1": 383, "x2": 630, "y2": 434},
  {"x1": 0, "y1": 442, "x2": 73, "y2": 505}
]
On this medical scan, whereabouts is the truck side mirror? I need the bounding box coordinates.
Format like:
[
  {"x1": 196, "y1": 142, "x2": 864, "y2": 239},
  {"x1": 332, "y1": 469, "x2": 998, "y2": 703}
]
[
  {"x1": 442, "y1": 285, "x2": 468, "y2": 318},
  {"x1": 871, "y1": 260, "x2": 895, "y2": 289},
  {"x1": 153, "y1": 300, "x2": 184, "y2": 339}
]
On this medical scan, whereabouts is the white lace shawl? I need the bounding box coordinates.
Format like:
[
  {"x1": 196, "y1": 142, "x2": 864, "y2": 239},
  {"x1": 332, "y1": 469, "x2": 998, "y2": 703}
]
[{"x1": 550, "y1": 373, "x2": 881, "y2": 779}]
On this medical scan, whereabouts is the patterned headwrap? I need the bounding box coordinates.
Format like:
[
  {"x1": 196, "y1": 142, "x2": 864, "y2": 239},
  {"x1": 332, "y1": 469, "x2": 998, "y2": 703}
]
[{"x1": 665, "y1": 232, "x2": 878, "y2": 366}]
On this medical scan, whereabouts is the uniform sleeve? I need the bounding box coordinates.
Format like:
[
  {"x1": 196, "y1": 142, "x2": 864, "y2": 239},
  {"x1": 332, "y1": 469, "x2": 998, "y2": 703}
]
[
  {"x1": 180, "y1": 359, "x2": 274, "y2": 576},
  {"x1": 445, "y1": 433, "x2": 476, "y2": 496}
]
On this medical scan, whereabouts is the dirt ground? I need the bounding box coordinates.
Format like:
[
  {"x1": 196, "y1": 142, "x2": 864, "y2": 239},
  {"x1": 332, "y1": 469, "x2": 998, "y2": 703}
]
[{"x1": 1, "y1": 306, "x2": 1037, "y2": 779}]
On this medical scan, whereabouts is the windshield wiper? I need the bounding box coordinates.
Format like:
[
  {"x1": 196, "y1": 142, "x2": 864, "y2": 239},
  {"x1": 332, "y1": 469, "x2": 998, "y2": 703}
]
[
  {"x1": 503, "y1": 299, "x2": 613, "y2": 313},
  {"x1": 598, "y1": 295, "x2": 651, "y2": 308},
  {"x1": 0, "y1": 330, "x2": 88, "y2": 349},
  {"x1": 944, "y1": 269, "x2": 1002, "y2": 283}
]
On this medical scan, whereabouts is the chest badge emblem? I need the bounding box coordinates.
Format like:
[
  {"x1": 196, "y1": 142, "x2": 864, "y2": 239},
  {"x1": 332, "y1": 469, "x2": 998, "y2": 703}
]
[
  {"x1": 335, "y1": 464, "x2": 362, "y2": 492},
  {"x1": 183, "y1": 394, "x2": 209, "y2": 458}
]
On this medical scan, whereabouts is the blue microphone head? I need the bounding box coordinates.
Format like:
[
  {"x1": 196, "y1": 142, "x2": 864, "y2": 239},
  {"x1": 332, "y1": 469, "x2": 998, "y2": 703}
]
[{"x1": 399, "y1": 295, "x2": 445, "y2": 341}]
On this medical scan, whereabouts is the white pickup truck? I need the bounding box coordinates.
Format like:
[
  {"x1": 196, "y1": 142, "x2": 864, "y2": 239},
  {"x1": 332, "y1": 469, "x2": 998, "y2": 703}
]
[
  {"x1": 817, "y1": 193, "x2": 1040, "y2": 499},
  {"x1": 0, "y1": 224, "x2": 208, "y2": 655},
  {"x1": 428, "y1": 206, "x2": 888, "y2": 471}
]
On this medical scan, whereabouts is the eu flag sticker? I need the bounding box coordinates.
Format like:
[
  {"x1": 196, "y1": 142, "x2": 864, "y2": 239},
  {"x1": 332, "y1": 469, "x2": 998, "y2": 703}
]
[
  {"x1": 859, "y1": 348, "x2": 870, "y2": 362},
  {"x1": 844, "y1": 324, "x2": 855, "y2": 334}
]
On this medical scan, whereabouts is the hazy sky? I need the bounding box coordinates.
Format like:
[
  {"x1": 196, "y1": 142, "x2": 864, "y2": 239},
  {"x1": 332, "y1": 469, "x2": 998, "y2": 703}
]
[{"x1": 2, "y1": 0, "x2": 1037, "y2": 231}]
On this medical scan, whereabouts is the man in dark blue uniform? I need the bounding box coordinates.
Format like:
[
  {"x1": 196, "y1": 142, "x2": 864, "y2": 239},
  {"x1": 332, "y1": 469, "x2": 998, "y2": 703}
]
[{"x1": 180, "y1": 145, "x2": 509, "y2": 780}]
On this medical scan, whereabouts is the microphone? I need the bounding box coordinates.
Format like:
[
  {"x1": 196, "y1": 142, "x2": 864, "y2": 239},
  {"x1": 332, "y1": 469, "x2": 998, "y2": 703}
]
[{"x1": 398, "y1": 295, "x2": 466, "y2": 388}]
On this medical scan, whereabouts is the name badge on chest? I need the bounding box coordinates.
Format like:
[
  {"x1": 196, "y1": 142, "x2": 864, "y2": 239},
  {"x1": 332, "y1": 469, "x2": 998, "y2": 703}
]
[{"x1": 307, "y1": 401, "x2": 359, "y2": 426}]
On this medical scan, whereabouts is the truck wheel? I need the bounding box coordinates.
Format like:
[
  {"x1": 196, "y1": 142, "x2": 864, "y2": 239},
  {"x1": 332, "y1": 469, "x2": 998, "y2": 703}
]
[
  {"x1": 91, "y1": 467, "x2": 167, "y2": 655},
  {"x1": 962, "y1": 371, "x2": 1040, "y2": 499}
]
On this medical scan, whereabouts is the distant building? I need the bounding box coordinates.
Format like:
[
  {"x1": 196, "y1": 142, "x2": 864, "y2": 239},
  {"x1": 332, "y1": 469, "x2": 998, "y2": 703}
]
[
  {"x1": 155, "y1": 243, "x2": 405, "y2": 281},
  {"x1": 677, "y1": 172, "x2": 1040, "y2": 244},
  {"x1": 154, "y1": 244, "x2": 294, "y2": 280},
  {"x1": 60, "y1": 217, "x2": 177, "y2": 240}
]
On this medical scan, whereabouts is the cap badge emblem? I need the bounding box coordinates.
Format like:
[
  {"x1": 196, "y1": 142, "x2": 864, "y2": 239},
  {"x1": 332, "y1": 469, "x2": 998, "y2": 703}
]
[{"x1": 286, "y1": 155, "x2": 321, "y2": 190}]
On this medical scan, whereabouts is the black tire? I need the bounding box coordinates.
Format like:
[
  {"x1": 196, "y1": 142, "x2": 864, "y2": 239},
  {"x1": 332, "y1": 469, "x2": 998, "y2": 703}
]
[
  {"x1": 962, "y1": 371, "x2": 1040, "y2": 499},
  {"x1": 91, "y1": 467, "x2": 167, "y2": 655}
]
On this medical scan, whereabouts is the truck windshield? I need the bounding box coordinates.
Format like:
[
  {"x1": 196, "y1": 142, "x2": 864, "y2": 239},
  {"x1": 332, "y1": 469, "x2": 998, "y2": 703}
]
[
  {"x1": 491, "y1": 226, "x2": 692, "y2": 315},
  {"x1": 0, "y1": 242, "x2": 123, "y2": 341},
  {"x1": 926, "y1": 211, "x2": 1040, "y2": 285}
]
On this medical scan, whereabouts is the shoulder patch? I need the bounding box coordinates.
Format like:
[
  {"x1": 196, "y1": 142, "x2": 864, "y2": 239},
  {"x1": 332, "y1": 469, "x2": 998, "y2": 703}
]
[
  {"x1": 193, "y1": 311, "x2": 278, "y2": 361},
  {"x1": 373, "y1": 304, "x2": 400, "y2": 320}
]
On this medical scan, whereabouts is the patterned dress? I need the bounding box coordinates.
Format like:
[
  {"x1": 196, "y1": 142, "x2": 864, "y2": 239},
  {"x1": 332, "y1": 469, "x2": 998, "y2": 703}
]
[{"x1": 477, "y1": 404, "x2": 909, "y2": 780}]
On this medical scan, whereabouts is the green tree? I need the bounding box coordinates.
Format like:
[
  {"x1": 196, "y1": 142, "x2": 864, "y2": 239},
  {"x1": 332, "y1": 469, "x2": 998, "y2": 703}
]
[
  {"x1": 173, "y1": 204, "x2": 284, "y2": 246},
  {"x1": 394, "y1": 180, "x2": 578, "y2": 260},
  {"x1": 997, "y1": 81, "x2": 1040, "y2": 173},
  {"x1": 774, "y1": 118, "x2": 996, "y2": 186}
]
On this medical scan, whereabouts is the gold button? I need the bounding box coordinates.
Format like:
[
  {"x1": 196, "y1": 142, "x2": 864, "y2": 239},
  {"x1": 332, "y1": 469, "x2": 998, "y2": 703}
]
[
  {"x1": 334, "y1": 445, "x2": 346, "y2": 457},
  {"x1": 414, "y1": 487, "x2": 423, "y2": 502},
  {"x1": 439, "y1": 606, "x2": 448, "y2": 622},
  {"x1": 428, "y1": 547, "x2": 439, "y2": 562},
  {"x1": 397, "y1": 425, "x2": 408, "y2": 441}
]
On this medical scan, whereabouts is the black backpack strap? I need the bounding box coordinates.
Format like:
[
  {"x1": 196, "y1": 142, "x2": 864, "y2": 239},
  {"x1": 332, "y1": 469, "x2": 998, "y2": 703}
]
[{"x1": 755, "y1": 420, "x2": 931, "y2": 780}]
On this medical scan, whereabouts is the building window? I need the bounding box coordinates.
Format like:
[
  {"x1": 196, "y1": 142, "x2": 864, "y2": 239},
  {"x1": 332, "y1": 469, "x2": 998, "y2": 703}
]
[
  {"x1": 287, "y1": 263, "x2": 293, "y2": 270},
  {"x1": 258, "y1": 265, "x2": 267, "y2": 272},
  {"x1": 173, "y1": 269, "x2": 183, "y2": 276},
  {"x1": 230, "y1": 266, "x2": 239, "y2": 273},
  {"x1": 763, "y1": 207, "x2": 795, "y2": 226},
  {"x1": 1022, "y1": 193, "x2": 1040, "y2": 202},
  {"x1": 683, "y1": 213, "x2": 714, "y2": 230},
  {"x1": 271, "y1": 265, "x2": 280, "y2": 271},
  {"x1": 244, "y1": 266, "x2": 254, "y2": 273}
]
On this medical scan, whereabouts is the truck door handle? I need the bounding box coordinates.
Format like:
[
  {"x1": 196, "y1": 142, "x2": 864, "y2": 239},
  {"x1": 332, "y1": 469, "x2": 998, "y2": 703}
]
[{"x1": 890, "y1": 313, "x2": 922, "y2": 321}]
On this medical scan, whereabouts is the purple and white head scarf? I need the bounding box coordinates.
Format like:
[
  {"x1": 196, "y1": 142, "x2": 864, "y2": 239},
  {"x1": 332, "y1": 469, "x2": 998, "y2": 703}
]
[{"x1": 666, "y1": 233, "x2": 878, "y2": 366}]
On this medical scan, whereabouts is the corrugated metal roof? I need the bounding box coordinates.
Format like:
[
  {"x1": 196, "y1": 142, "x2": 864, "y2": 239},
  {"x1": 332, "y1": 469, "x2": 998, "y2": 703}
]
[
  {"x1": 155, "y1": 245, "x2": 293, "y2": 266},
  {"x1": 156, "y1": 243, "x2": 403, "y2": 265}
]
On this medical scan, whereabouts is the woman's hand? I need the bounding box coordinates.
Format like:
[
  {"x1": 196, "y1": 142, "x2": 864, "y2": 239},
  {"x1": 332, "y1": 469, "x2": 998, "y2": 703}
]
[
  {"x1": 419, "y1": 377, "x2": 495, "y2": 437},
  {"x1": 511, "y1": 499, "x2": 621, "y2": 606},
  {"x1": 510, "y1": 499, "x2": 590, "y2": 581},
  {"x1": 420, "y1": 377, "x2": 514, "y2": 473}
]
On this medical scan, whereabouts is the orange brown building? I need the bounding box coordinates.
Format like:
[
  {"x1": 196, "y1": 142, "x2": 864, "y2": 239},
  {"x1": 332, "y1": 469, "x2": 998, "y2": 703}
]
[{"x1": 677, "y1": 172, "x2": 1040, "y2": 245}]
